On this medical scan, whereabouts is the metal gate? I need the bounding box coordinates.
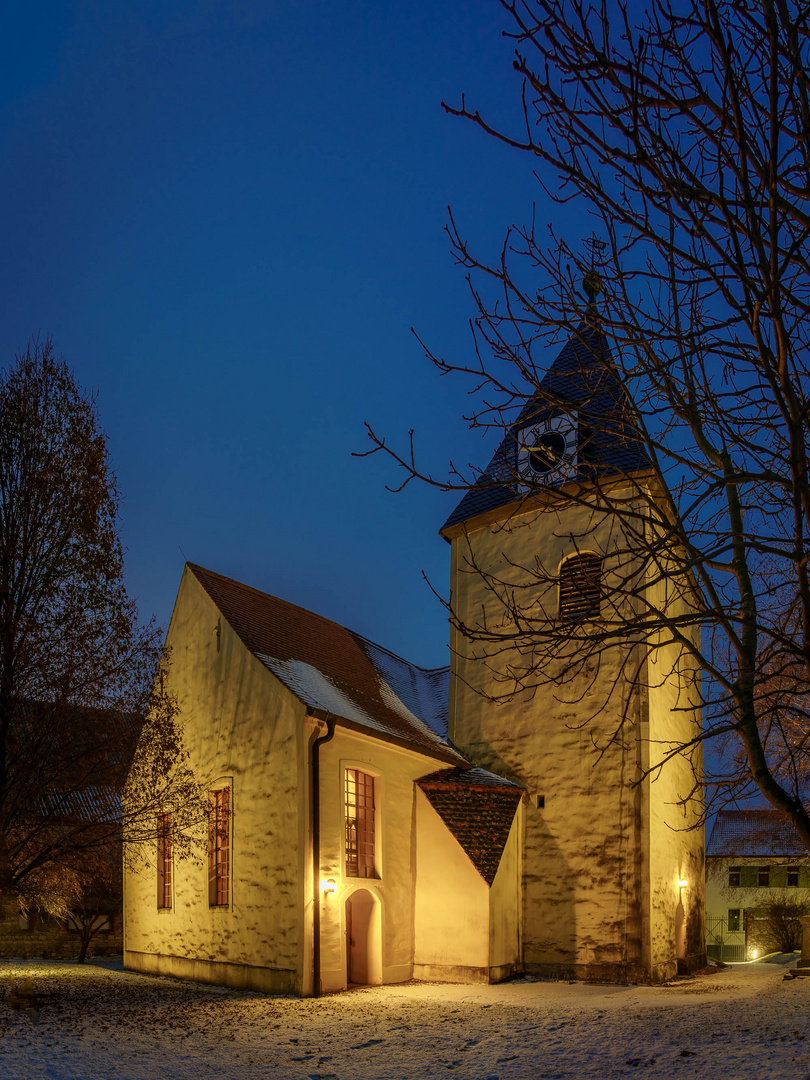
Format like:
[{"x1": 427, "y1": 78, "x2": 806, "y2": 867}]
[{"x1": 706, "y1": 915, "x2": 746, "y2": 962}]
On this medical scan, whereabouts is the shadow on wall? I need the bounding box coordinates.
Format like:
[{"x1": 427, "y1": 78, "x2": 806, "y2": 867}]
[
  {"x1": 522, "y1": 819, "x2": 577, "y2": 976},
  {"x1": 684, "y1": 895, "x2": 706, "y2": 971}
]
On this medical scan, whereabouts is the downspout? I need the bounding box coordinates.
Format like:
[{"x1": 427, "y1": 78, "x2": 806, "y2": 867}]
[{"x1": 311, "y1": 714, "x2": 335, "y2": 997}]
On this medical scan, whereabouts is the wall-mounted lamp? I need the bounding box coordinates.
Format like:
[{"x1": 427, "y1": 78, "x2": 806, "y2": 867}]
[
  {"x1": 322, "y1": 879, "x2": 337, "y2": 896},
  {"x1": 751, "y1": 948, "x2": 758, "y2": 959},
  {"x1": 678, "y1": 879, "x2": 689, "y2": 889}
]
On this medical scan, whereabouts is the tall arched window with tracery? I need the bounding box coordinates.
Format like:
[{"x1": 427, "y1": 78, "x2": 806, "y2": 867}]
[{"x1": 558, "y1": 553, "x2": 602, "y2": 623}]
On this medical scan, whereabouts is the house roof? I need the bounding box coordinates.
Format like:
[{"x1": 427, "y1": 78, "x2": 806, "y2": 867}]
[
  {"x1": 707, "y1": 810, "x2": 808, "y2": 859},
  {"x1": 188, "y1": 564, "x2": 467, "y2": 766},
  {"x1": 416, "y1": 767, "x2": 523, "y2": 885},
  {"x1": 441, "y1": 324, "x2": 650, "y2": 534},
  {"x1": 12, "y1": 700, "x2": 137, "y2": 825}
]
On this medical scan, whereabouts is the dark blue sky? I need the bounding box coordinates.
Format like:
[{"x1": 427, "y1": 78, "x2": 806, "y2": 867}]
[{"x1": 0, "y1": 1, "x2": 570, "y2": 667}]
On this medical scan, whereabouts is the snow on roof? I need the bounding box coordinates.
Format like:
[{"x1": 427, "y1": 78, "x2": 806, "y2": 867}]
[
  {"x1": 417, "y1": 766, "x2": 523, "y2": 791},
  {"x1": 188, "y1": 564, "x2": 466, "y2": 766},
  {"x1": 707, "y1": 809, "x2": 808, "y2": 858}
]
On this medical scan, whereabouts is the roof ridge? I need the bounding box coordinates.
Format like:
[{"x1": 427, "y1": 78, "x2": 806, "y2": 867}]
[
  {"x1": 187, "y1": 563, "x2": 446, "y2": 675},
  {"x1": 185, "y1": 562, "x2": 462, "y2": 762}
]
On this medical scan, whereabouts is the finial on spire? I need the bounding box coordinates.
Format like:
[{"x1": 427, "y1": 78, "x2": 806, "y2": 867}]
[{"x1": 583, "y1": 235, "x2": 606, "y2": 308}]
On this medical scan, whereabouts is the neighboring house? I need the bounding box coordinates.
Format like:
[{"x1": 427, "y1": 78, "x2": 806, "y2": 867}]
[
  {"x1": 124, "y1": 325, "x2": 705, "y2": 995},
  {"x1": 0, "y1": 704, "x2": 129, "y2": 961},
  {"x1": 706, "y1": 810, "x2": 810, "y2": 961}
]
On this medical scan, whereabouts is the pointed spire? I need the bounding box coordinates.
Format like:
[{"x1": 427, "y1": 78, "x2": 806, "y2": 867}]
[{"x1": 440, "y1": 325, "x2": 650, "y2": 535}]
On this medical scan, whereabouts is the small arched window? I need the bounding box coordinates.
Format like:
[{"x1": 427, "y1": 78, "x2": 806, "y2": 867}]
[{"x1": 559, "y1": 553, "x2": 602, "y2": 623}]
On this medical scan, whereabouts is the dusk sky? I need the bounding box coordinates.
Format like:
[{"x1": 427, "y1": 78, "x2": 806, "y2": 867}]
[{"x1": 1, "y1": 1, "x2": 574, "y2": 667}]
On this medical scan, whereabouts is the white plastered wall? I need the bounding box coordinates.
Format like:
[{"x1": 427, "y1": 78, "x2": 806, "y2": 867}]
[
  {"x1": 446, "y1": 488, "x2": 702, "y2": 980},
  {"x1": 643, "y1": 546, "x2": 705, "y2": 979},
  {"x1": 413, "y1": 788, "x2": 490, "y2": 980},
  {"x1": 124, "y1": 567, "x2": 307, "y2": 995},
  {"x1": 315, "y1": 728, "x2": 462, "y2": 993}
]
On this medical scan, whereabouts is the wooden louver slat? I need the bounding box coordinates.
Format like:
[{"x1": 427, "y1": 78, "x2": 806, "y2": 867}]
[{"x1": 559, "y1": 553, "x2": 602, "y2": 623}]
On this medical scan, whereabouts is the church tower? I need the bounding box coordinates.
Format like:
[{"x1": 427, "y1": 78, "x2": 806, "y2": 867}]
[{"x1": 440, "y1": 323, "x2": 705, "y2": 982}]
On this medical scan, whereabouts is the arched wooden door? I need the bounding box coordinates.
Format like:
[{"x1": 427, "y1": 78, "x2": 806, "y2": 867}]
[{"x1": 345, "y1": 889, "x2": 378, "y2": 986}]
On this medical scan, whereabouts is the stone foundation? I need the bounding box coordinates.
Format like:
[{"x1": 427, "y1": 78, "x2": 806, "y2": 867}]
[{"x1": 125, "y1": 949, "x2": 300, "y2": 994}]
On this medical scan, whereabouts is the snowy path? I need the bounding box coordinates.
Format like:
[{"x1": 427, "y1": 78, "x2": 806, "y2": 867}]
[{"x1": 0, "y1": 957, "x2": 808, "y2": 1079}]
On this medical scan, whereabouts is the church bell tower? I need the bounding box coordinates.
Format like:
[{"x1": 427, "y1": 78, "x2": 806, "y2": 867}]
[{"x1": 440, "y1": 321, "x2": 705, "y2": 982}]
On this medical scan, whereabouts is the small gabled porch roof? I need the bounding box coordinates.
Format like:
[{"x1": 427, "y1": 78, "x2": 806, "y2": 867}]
[{"x1": 416, "y1": 767, "x2": 523, "y2": 885}]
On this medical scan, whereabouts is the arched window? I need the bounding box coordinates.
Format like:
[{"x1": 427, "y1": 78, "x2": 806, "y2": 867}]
[
  {"x1": 345, "y1": 768, "x2": 377, "y2": 878},
  {"x1": 559, "y1": 553, "x2": 602, "y2": 623}
]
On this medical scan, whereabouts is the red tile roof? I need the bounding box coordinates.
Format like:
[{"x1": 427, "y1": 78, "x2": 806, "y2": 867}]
[
  {"x1": 188, "y1": 564, "x2": 468, "y2": 766},
  {"x1": 417, "y1": 767, "x2": 523, "y2": 885}
]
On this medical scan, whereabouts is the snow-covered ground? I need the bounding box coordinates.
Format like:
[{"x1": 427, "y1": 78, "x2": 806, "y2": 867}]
[{"x1": 0, "y1": 956, "x2": 808, "y2": 1079}]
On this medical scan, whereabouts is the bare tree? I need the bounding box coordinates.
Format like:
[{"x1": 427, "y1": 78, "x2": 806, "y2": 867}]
[
  {"x1": 0, "y1": 342, "x2": 206, "y2": 898},
  {"x1": 758, "y1": 893, "x2": 809, "y2": 953},
  {"x1": 20, "y1": 843, "x2": 123, "y2": 964},
  {"x1": 362, "y1": 1, "x2": 810, "y2": 842}
]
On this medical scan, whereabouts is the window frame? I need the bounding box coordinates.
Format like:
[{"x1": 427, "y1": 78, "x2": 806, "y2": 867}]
[
  {"x1": 727, "y1": 908, "x2": 741, "y2": 932},
  {"x1": 787, "y1": 866, "x2": 800, "y2": 888},
  {"x1": 157, "y1": 811, "x2": 173, "y2": 910},
  {"x1": 758, "y1": 865, "x2": 770, "y2": 888},
  {"x1": 728, "y1": 865, "x2": 741, "y2": 887},
  {"x1": 344, "y1": 767, "x2": 379, "y2": 880},
  {"x1": 208, "y1": 786, "x2": 231, "y2": 907}
]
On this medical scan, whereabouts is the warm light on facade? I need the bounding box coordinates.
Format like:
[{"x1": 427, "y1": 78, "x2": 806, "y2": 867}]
[{"x1": 322, "y1": 879, "x2": 337, "y2": 895}]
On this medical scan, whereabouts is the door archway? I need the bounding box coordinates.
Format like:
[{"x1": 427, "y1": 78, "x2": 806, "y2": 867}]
[{"x1": 345, "y1": 889, "x2": 382, "y2": 986}]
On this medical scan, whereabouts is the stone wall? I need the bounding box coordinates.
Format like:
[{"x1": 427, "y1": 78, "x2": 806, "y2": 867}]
[
  {"x1": 447, "y1": 489, "x2": 705, "y2": 983},
  {"x1": 0, "y1": 897, "x2": 122, "y2": 960}
]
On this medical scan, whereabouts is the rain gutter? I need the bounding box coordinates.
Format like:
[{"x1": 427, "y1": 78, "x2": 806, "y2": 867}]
[{"x1": 311, "y1": 714, "x2": 335, "y2": 997}]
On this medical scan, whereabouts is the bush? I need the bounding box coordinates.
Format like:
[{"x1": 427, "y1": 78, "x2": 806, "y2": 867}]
[{"x1": 759, "y1": 897, "x2": 809, "y2": 953}]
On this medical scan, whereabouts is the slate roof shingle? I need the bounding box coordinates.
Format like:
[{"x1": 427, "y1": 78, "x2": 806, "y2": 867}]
[
  {"x1": 188, "y1": 564, "x2": 467, "y2": 766},
  {"x1": 707, "y1": 810, "x2": 807, "y2": 858},
  {"x1": 417, "y1": 767, "x2": 524, "y2": 885},
  {"x1": 441, "y1": 324, "x2": 650, "y2": 533}
]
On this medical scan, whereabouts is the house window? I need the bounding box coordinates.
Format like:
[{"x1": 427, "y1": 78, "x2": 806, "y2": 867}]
[
  {"x1": 157, "y1": 812, "x2": 172, "y2": 909},
  {"x1": 787, "y1": 867, "x2": 800, "y2": 887},
  {"x1": 559, "y1": 553, "x2": 602, "y2": 623},
  {"x1": 208, "y1": 788, "x2": 230, "y2": 906},
  {"x1": 728, "y1": 865, "x2": 741, "y2": 887},
  {"x1": 727, "y1": 909, "x2": 741, "y2": 932},
  {"x1": 758, "y1": 865, "x2": 770, "y2": 888},
  {"x1": 345, "y1": 769, "x2": 376, "y2": 878}
]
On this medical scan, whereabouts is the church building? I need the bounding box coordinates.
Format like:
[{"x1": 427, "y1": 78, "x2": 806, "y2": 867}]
[{"x1": 123, "y1": 325, "x2": 705, "y2": 994}]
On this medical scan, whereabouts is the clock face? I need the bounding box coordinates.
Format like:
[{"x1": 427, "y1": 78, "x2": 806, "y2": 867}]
[
  {"x1": 517, "y1": 414, "x2": 577, "y2": 485},
  {"x1": 526, "y1": 429, "x2": 568, "y2": 475}
]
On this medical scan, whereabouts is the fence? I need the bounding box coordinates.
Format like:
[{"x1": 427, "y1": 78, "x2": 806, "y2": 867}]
[{"x1": 706, "y1": 915, "x2": 746, "y2": 962}]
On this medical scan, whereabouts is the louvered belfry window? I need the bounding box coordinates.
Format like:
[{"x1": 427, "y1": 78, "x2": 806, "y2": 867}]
[
  {"x1": 157, "y1": 812, "x2": 172, "y2": 909},
  {"x1": 345, "y1": 769, "x2": 376, "y2": 878},
  {"x1": 559, "y1": 553, "x2": 602, "y2": 623},
  {"x1": 208, "y1": 788, "x2": 230, "y2": 906}
]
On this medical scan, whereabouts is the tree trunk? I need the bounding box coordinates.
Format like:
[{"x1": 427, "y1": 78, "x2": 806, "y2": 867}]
[{"x1": 76, "y1": 928, "x2": 91, "y2": 964}]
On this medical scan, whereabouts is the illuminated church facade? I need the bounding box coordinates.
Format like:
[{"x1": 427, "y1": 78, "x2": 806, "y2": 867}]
[{"x1": 124, "y1": 327, "x2": 705, "y2": 994}]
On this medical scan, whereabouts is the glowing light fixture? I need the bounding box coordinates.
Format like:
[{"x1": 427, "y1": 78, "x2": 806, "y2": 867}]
[
  {"x1": 751, "y1": 949, "x2": 758, "y2": 959},
  {"x1": 322, "y1": 878, "x2": 337, "y2": 895},
  {"x1": 678, "y1": 879, "x2": 689, "y2": 889}
]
